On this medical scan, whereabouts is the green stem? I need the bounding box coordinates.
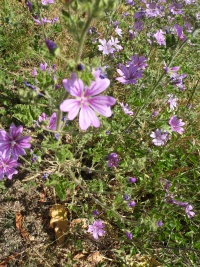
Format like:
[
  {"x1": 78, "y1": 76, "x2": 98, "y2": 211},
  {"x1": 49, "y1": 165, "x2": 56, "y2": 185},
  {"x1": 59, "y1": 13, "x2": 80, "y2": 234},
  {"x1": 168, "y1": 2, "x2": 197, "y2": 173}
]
[{"x1": 75, "y1": 12, "x2": 93, "y2": 64}]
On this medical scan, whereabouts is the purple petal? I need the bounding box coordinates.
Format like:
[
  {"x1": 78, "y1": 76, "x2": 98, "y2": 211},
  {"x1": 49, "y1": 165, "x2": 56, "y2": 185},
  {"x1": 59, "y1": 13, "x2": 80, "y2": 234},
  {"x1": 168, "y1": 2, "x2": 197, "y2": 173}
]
[
  {"x1": 12, "y1": 145, "x2": 26, "y2": 159},
  {"x1": 70, "y1": 79, "x2": 84, "y2": 97},
  {"x1": 85, "y1": 78, "x2": 110, "y2": 96},
  {"x1": 60, "y1": 99, "x2": 80, "y2": 120},
  {"x1": 79, "y1": 105, "x2": 100, "y2": 130},
  {"x1": 89, "y1": 96, "x2": 115, "y2": 117},
  {"x1": 16, "y1": 136, "x2": 31, "y2": 148},
  {"x1": 9, "y1": 124, "x2": 23, "y2": 139}
]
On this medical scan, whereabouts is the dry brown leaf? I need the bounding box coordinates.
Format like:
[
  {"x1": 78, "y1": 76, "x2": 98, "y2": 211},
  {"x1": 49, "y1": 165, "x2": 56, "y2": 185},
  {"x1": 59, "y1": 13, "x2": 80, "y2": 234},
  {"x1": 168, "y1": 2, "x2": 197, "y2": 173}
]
[
  {"x1": 15, "y1": 212, "x2": 29, "y2": 239},
  {"x1": 49, "y1": 204, "x2": 68, "y2": 245},
  {"x1": 0, "y1": 253, "x2": 20, "y2": 266},
  {"x1": 87, "y1": 251, "x2": 103, "y2": 265},
  {"x1": 73, "y1": 253, "x2": 87, "y2": 260}
]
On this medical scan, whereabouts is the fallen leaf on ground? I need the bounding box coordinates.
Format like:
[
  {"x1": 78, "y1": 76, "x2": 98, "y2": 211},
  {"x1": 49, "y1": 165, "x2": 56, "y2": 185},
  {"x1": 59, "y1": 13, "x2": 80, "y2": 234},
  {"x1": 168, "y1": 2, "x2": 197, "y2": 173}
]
[
  {"x1": 49, "y1": 204, "x2": 68, "y2": 245},
  {"x1": 15, "y1": 211, "x2": 29, "y2": 239},
  {"x1": 87, "y1": 251, "x2": 103, "y2": 265}
]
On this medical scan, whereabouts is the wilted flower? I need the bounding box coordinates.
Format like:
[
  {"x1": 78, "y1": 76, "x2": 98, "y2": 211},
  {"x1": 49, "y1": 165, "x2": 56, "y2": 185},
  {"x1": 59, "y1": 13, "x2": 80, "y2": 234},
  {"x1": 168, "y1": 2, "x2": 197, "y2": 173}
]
[
  {"x1": 167, "y1": 94, "x2": 178, "y2": 111},
  {"x1": 88, "y1": 220, "x2": 105, "y2": 239},
  {"x1": 169, "y1": 116, "x2": 185, "y2": 134},
  {"x1": 60, "y1": 73, "x2": 116, "y2": 130},
  {"x1": 0, "y1": 124, "x2": 31, "y2": 159}
]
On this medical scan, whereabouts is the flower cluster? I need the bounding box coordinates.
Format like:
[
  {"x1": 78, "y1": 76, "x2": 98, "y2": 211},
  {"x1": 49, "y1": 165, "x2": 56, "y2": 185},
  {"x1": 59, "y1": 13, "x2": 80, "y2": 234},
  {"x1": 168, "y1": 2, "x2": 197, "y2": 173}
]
[{"x1": 0, "y1": 124, "x2": 31, "y2": 180}]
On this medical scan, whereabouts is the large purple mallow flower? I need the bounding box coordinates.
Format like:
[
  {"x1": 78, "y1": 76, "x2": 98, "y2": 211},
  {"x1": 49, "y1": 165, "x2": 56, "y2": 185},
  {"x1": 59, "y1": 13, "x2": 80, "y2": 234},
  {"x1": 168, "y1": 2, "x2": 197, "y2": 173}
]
[
  {"x1": 150, "y1": 129, "x2": 169, "y2": 146},
  {"x1": 169, "y1": 116, "x2": 185, "y2": 134},
  {"x1": 60, "y1": 73, "x2": 116, "y2": 130},
  {"x1": 0, "y1": 152, "x2": 20, "y2": 180},
  {"x1": 88, "y1": 220, "x2": 105, "y2": 239},
  {"x1": 0, "y1": 124, "x2": 31, "y2": 159}
]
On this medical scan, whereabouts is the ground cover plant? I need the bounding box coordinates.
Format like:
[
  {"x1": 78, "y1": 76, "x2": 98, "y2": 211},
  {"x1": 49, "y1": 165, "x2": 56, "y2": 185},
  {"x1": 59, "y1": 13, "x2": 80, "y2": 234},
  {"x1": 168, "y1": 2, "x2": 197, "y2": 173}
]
[{"x1": 0, "y1": 0, "x2": 200, "y2": 266}]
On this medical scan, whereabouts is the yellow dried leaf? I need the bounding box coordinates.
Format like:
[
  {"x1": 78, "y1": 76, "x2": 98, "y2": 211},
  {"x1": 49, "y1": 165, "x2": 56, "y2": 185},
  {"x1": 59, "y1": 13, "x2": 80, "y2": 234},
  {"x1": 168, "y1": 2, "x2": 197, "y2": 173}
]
[{"x1": 49, "y1": 204, "x2": 68, "y2": 245}]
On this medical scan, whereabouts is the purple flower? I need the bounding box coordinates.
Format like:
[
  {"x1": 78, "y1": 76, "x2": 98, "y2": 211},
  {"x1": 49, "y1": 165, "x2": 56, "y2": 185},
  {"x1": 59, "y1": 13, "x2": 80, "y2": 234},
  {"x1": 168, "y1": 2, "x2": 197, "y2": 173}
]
[
  {"x1": 32, "y1": 154, "x2": 38, "y2": 163},
  {"x1": 167, "y1": 94, "x2": 178, "y2": 111},
  {"x1": 169, "y1": 3, "x2": 183, "y2": 15},
  {"x1": 127, "y1": 54, "x2": 148, "y2": 70},
  {"x1": 150, "y1": 129, "x2": 169, "y2": 146},
  {"x1": 145, "y1": 3, "x2": 163, "y2": 18},
  {"x1": 185, "y1": 205, "x2": 195, "y2": 219},
  {"x1": 41, "y1": 0, "x2": 54, "y2": 5},
  {"x1": 60, "y1": 73, "x2": 116, "y2": 130},
  {"x1": 171, "y1": 73, "x2": 187, "y2": 91},
  {"x1": 115, "y1": 27, "x2": 122, "y2": 37},
  {"x1": 126, "y1": 0, "x2": 134, "y2": 5},
  {"x1": 126, "y1": 231, "x2": 133, "y2": 239},
  {"x1": 98, "y1": 39, "x2": 115, "y2": 55},
  {"x1": 157, "y1": 221, "x2": 163, "y2": 227},
  {"x1": 116, "y1": 64, "x2": 143, "y2": 84},
  {"x1": 154, "y1": 30, "x2": 166, "y2": 46},
  {"x1": 134, "y1": 21, "x2": 144, "y2": 32},
  {"x1": 128, "y1": 200, "x2": 136, "y2": 207},
  {"x1": 152, "y1": 110, "x2": 159, "y2": 117},
  {"x1": 26, "y1": 1, "x2": 32, "y2": 12},
  {"x1": 110, "y1": 37, "x2": 123, "y2": 51},
  {"x1": 45, "y1": 39, "x2": 57, "y2": 53},
  {"x1": 169, "y1": 116, "x2": 185, "y2": 134},
  {"x1": 128, "y1": 177, "x2": 137, "y2": 183},
  {"x1": 88, "y1": 220, "x2": 105, "y2": 239},
  {"x1": 174, "y1": 24, "x2": 186, "y2": 41},
  {"x1": 32, "y1": 68, "x2": 38, "y2": 76},
  {"x1": 0, "y1": 152, "x2": 20, "y2": 180},
  {"x1": 107, "y1": 153, "x2": 119, "y2": 168},
  {"x1": 40, "y1": 62, "x2": 48, "y2": 71},
  {"x1": 124, "y1": 194, "x2": 130, "y2": 201},
  {"x1": 48, "y1": 112, "x2": 57, "y2": 130},
  {"x1": 0, "y1": 124, "x2": 31, "y2": 159},
  {"x1": 38, "y1": 112, "x2": 48, "y2": 122},
  {"x1": 92, "y1": 210, "x2": 99, "y2": 216},
  {"x1": 120, "y1": 102, "x2": 134, "y2": 116}
]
